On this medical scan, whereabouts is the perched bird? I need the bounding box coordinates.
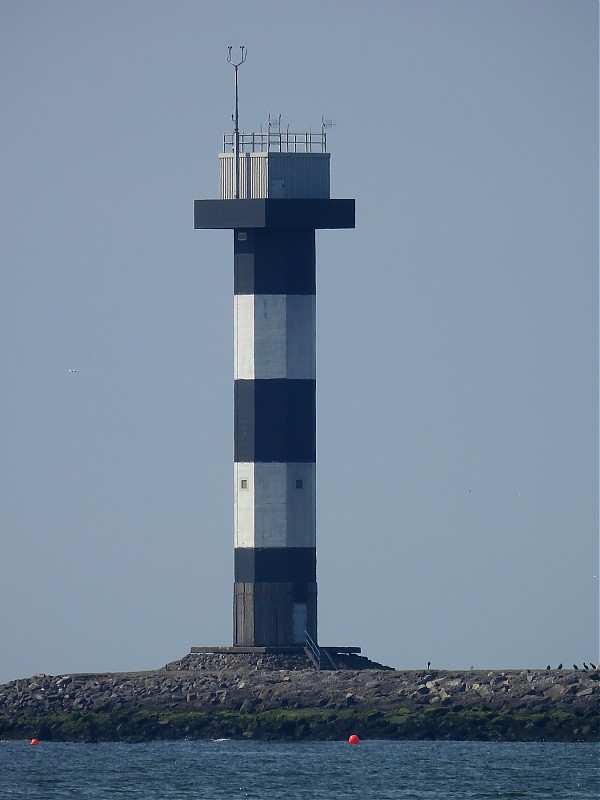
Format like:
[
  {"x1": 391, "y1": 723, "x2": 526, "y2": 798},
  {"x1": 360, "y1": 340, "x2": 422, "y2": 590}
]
[
  {"x1": 427, "y1": 661, "x2": 431, "y2": 670},
  {"x1": 590, "y1": 663, "x2": 597, "y2": 669},
  {"x1": 573, "y1": 664, "x2": 578, "y2": 670},
  {"x1": 546, "y1": 665, "x2": 551, "y2": 670},
  {"x1": 583, "y1": 663, "x2": 589, "y2": 670},
  {"x1": 557, "y1": 663, "x2": 563, "y2": 670}
]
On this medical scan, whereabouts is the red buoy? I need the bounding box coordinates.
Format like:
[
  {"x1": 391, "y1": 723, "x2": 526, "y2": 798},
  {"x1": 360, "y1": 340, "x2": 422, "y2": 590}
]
[
  {"x1": 348, "y1": 734, "x2": 360, "y2": 745},
  {"x1": 30, "y1": 738, "x2": 39, "y2": 746}
]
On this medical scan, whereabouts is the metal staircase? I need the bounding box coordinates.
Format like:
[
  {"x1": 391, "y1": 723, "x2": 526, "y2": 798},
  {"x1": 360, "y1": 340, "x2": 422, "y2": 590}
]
[{"x1": 304, "y1": 632, "x2": 339, "y2": 670}]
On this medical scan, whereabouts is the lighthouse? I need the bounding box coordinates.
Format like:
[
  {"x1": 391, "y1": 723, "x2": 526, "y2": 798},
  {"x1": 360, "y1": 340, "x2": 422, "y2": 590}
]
[{"x1": 194, "y1": 52, "x2": 355, "y2": 651}]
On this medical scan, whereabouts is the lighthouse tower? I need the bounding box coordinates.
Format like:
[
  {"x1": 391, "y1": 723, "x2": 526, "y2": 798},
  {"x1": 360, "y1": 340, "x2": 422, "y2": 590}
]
[{"x1": 194, "y1": 57, "x2": 354, "y2": 650}]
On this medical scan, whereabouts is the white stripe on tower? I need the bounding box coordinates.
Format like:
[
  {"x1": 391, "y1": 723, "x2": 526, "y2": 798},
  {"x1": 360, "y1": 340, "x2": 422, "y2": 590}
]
[
  {"x1": 234, "y1": 462, "x2": 316, "y2": 549},
  {"x1": 234, "y1": 295, "x2": 316, "y2": 380}
]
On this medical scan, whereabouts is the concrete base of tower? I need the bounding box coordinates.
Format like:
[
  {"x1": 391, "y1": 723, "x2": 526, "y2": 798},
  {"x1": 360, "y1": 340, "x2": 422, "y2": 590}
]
[
  {"x1": 189, "y1": 645, "x2": 362, "y2": 655},
  {"x1": 190, "y1": 645, "x2": 307, "y2": 654},
  {"x1": 233, "y1": 581, "x2": 317, "y2": 647}
]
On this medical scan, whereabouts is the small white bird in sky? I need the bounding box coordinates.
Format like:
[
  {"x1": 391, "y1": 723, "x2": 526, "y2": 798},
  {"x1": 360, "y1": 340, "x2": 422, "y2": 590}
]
[{"x1": 68, "y1": 369, "x2": 77, "y2": 373}]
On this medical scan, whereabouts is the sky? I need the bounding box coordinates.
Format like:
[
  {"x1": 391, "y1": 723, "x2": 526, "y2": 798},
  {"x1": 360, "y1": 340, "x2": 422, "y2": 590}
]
[{"x1": 1, "y1": 0, "x2": 597, "y2": 684}]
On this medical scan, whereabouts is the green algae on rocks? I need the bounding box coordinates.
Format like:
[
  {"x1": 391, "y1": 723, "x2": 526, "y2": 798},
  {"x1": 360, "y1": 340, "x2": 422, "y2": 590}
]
[{"x1": 1, "y1": 707, "x2": 597, "y2": 743}]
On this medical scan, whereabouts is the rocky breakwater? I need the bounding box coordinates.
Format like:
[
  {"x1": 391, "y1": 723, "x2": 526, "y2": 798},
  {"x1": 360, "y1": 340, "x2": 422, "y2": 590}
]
[{"x1": 1, "y1": 653, "x2": 598, "y2": 742}]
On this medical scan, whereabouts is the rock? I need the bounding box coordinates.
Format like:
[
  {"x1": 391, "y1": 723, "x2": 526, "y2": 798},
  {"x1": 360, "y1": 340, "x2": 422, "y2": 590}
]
[
  {"x1": 0, "y1": 660, "x2": 598, "y2": 721},
  {"x1": 544, "y1": 685, "x2": 566, "y2": 700}
]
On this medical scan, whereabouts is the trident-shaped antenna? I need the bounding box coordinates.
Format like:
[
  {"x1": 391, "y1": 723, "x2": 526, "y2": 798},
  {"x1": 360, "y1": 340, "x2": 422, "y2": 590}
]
[{"x1": 227, "y1": 46, "x2": 247, "y2": 200}]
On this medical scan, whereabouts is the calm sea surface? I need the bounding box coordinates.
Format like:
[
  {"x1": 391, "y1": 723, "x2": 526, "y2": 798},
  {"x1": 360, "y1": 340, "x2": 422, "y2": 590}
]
[{"x1": 1, "y1": 739, "x2": 598, "y2": 799}]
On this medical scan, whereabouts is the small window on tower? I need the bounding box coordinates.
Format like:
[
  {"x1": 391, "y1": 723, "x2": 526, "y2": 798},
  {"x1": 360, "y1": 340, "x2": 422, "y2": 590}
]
[
  {"x1": 237, "y1": 231, "x2": 248, "y2": 241},
  {"x1": 240, "y1": 479, "x2": 248, "y2": 489},
  {"x1": 295, "y1": 479, "x2": 303, "y2": 489}
]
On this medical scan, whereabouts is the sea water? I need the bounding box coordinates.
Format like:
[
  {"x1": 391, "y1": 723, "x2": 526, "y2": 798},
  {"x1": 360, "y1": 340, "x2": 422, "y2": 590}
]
[{"x1": 1, "y1": 739, "x2": 598, "y2": 799}]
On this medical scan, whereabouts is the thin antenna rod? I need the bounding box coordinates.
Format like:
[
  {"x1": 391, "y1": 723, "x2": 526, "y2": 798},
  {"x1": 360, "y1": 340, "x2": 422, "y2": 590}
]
[{"x1": 227, "y1": 46, "x2": 247, "y2": 200}]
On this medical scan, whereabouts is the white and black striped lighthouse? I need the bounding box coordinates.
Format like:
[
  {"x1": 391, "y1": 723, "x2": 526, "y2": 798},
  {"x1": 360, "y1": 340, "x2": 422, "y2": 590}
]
[{"x1": 194, "y1": 110, "x2": 354, "y2": 649}]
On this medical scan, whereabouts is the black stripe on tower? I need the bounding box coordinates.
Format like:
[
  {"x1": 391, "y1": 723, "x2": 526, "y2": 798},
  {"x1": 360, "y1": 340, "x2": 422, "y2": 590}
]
[
  {"x1": 234, "y1": 229, "x2": 315, "y2": 295},
  {"x1": 234, "y1": 547, "x2": 316, "y2": 602},
  {"x1": 234, "y1": 379, "x2": 316, "y2": 463}
]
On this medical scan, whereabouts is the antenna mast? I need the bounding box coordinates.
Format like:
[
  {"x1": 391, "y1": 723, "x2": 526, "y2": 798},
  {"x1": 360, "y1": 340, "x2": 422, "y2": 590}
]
[{"x1": 227, "y1": 46, "x2": 247, "y2": 200}]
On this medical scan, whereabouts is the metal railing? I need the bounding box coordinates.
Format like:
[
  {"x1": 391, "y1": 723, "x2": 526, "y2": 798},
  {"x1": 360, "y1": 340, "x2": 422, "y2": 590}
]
[
  {"x1": 304, "y1": 630, "x2": 321, "y2": 669},
  {"x1": 223, "y1": 130, "x2": 328, "y2": 154}
]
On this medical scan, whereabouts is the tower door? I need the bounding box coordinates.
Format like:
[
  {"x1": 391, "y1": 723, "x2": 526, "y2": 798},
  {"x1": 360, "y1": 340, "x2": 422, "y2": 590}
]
[{"x1": 292, "y1": 602, "x2": 307, "y2": 644}]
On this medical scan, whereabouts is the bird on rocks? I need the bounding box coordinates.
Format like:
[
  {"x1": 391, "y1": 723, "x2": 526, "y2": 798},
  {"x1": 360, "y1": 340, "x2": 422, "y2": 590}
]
[
  {"x1": 583, "y1": 663, "x2": 589, "y2": 670},
  {"x1": 590, "y1": 663, "x2": 597, "y2": 669},
  {"x1": 573, "y1": 664, "x2": 579, "y2": 670},
  {"x1": 557, "y1": 663, "x2": 563, "y2": 669},
  {"x1": 546, "y1": 665, "x2": 551, "y2": 670}
]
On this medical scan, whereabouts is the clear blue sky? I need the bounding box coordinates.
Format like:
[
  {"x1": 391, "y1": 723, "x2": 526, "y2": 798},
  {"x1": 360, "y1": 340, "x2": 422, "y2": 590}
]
[{"x1": 1, "y1": 0, "x2": 597, "y2": 684}]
